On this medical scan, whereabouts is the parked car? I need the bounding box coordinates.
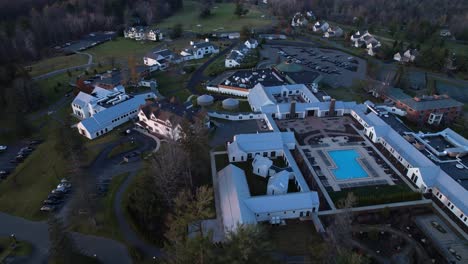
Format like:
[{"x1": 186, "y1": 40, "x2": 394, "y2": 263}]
[
  {"x1": 43, "y1": 199, "x2": 63, "y2": 205},
  {"x1": 40, "y1": 205, "x2": 57, "y2": 212},
  {"x1": 28, "y1": 140, "x2": 43, "y2": 146},
  {"x1": 47, "y1": 193, "x2": 64, "y2": 200},
  {"x1": 431, "y1": 221, "x2": 447, "y2": 233},
  {"x1": 57, "y1": 182, "x2": 71, "y2": 189},
  {"x1": 0, "y1": 145, "x2": 7, "y2": 151},
  {"x1": 0, "y1": 170, "x2": 10, "y2": 179}
]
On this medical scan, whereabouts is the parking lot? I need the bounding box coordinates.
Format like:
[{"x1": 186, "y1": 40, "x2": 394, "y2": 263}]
[
  {"x1": 260, "y1": 44, "x2": 367, "y2": 88},
  {"x1": 0, "y1": 140, "x2": 43, "y2": 181}
]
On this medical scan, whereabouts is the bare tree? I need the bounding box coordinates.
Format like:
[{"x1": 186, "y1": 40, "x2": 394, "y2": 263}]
[{"x1": 150, "y1": 141, "x2": 192, "y2": 207}]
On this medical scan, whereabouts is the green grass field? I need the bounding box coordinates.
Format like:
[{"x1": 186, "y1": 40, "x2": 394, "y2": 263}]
[
  {"x1": 87, "y1": 37, "x2": 159, "y2": 64},
  {"x1": 0, "y1": 121, "x2": 66, "y2": 220},
  {"x1": 0, "y1": 237, "x2": 33, "y2": 261},
  {"x1": 28, "y1": 54, "x2": 88, "y2": 77},
  {"x1": 158, "y1": 1, "x2": 272, "y2": 33},
  {"x1": 329, "y1": 184, "x2": 421, "y2": 208}
]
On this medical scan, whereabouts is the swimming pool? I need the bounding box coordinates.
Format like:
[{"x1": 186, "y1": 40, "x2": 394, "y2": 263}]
[{"x1": 328, "y1": 149, "x2": 368, "y2": 180}]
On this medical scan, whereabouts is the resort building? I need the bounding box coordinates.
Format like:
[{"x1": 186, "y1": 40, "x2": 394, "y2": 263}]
[
  {"x1": 143, "y1": 49, "x2": 181, "y2": 70},
  {"x1": 206, "y1": 67, "x2": 321, "y2": 97},
  {"x1": 219, "y1": 131, "x2": 320, "y2": 232},
  {"x1": 137, "y1": 100, "x2": 208, "y2": 140},
  {"x1": 76, "y1": 92, "x2": 156, "y2": 140},
  {"x1": 384, "y1": 88, "x2": 463, "y2": 125},
  {"x1": 180, "y1": 39, "x2": 219, "y2": 61},
  {"x1": 351, "y1": 103, "x2": 468, "y2": 227},
  {"x1": 124, "y1": 26, "x2": 163, "y2": 41}
]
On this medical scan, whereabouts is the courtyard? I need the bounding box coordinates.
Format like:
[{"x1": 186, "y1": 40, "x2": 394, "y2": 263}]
[{"x1": 277, "y1": 116, "x2": 396, "y2": 192}]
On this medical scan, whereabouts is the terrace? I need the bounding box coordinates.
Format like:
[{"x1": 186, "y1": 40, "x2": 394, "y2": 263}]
[{"x1": 277, "y1": 116, "x2": 397, "y2": 192}]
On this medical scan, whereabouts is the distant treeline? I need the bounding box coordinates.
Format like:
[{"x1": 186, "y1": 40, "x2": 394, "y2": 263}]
[{"x1": 0, "y1": 0, "x2": 183, "y2": 65}]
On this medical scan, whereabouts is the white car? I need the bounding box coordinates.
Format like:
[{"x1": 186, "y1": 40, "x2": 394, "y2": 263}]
[{"x1": 0, "y1": 145, "x2": 7, "y2": 151}]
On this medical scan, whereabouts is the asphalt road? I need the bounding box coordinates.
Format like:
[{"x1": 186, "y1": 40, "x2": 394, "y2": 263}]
[{"x1": 32, "y1": 52, "x2": 94, "y2": 81}]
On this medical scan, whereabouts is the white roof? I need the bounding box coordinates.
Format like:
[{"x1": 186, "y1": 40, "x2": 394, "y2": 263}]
[
  {"x1": 252, "y1": 155, "x2": 273, "y2": 170},
  {"x1": 80, "y1": 93, "x2": 154, "y2": 134},
  {"x1": 91, "y1": 87, "x2": 114, "y2": 98},
  {"x1": 267, "y1": 170, "x2": 290, "y2": 193},
  {"x1": 229, "y1": 132, "x2": 295, "y2": 155},
  {"x1": 72, "y1": 92, "x2": 96, "y2": 108},
  {"x1": 217, "y1": 165, "x2": 256, "y2": 232},
  {"x1": 244, "y1": 192, "x2": 319, "y2": 214}
]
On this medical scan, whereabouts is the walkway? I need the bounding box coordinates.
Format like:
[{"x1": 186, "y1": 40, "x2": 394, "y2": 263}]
[
  {"x1": 0, "y1": 212, "x2": 132, "y2": 264},
  {"x1": 318, "y1": 199, "x2": 431, "y2": 216},
  {"x1": 32, "y1": 52, "x2": 94, "y2": 81}
]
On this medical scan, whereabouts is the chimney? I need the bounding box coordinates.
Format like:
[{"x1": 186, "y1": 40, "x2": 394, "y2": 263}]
[
  {"x1": 329, "y1": 99, "x2": 336, "y2": 116},
  {"x1": 290, "y1": 100, "x2": 296, "y2": 119}
]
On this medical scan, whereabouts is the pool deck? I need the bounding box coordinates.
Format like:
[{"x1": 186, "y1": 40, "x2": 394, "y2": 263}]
[{"x1": 301, "y1": 143, "x2": 394, "y2": 192}]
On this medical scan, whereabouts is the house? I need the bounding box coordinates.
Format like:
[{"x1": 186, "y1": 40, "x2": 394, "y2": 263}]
[
  {"x1": 137, "y1": 100, "x2": 207, "y2": 140},
  {"x1": 440, "y1": 29, "x2": 452, "y2": 37},
  {"x1": 244, "y1": 39, "x2": 258, "y2": 49},
  {"x1": 225, "y1": 50, "x2": 244, "y2": 68},
  {"x1": 180, "y1": 39, "x2": 219, "y2": 61},
  {"x1": 146, "y1": 28, "x2": 163, "y2": 41},
  {"x1": 384, "y1": 88, "x2": 463, "y2": 125},
  {"x1": 351, "y1": 31, "x2": 381, "y2": 56},
  {"x1": 143, "y1": 49, "x2": 179, "y2": 70},
  {"x1": 291, "y1": 12, "x2": 308, "y2": 27},
  {"x1": 313, "y1": 21, "x2": 329, "y2": 32},
  {"x1": 323, "y1": 27, "x2": 343, "y2": 38},
  {"x1": 76, "y1": 92, "x2": 156, "y2": 140},
  {"x1": 123, "y1": 26, "x2": 164, "y2": 41},
  {"x1": 394, "y1": 49, "x2": 418, "y2": 63},
  {"x1": 306, "y1": 11, "x2": 316, "y2": 21},
  {"x1": 224, "y1": 39, "x2": 258, "y2": 68}
]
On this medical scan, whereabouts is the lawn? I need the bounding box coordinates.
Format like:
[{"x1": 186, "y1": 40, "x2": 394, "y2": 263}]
[
  {"x1": 28, "y1": 54, "x2": 88, "y2": 77},
  {"x1": 266, "y1": 220, "x2": 324, "y2": 256},
  {"x1": 157, "y1": 1, "x2": 272, "y2": 33},
  {"x1": 87, "y1": 37, "x2": 159, "y2": 64},
  {"x1": 214, "y1": 154, "x2": 267, "y2": 196},
  {"x1": 107, "y1": 141, "x2": 140, "y2": 158},
  {"x1": 329, "y1": 184, "x2": 421, "y2": 208},
  {"x1": 70, "y1": 173, "x2": 128, "y2": 242},
  {"x1": 151, "y1": 70, "x2": 191, "y2": 101},
  {"x1": 0, "y1": 237, "x2": 33, "y2": 262},
  {"x1": 0, "y1": 120, "x2": 67, "y2": 220}
]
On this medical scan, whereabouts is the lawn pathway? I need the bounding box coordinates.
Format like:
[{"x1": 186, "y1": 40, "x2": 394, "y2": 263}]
[{"x1": 32, "y1": 52, "x2": 94, "y2": 81}]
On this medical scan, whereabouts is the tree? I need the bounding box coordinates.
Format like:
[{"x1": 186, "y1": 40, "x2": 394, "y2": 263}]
[
  {"x1": 128, "y1": 56, "x2": 138, "y2": 86},
  {"x1": 221, "y1": 225, "x2": 273, "y2": 263},
  {"x1": 171, "y1": 24, "x2": 183, "y2": 39},
  {"x1": 240, "y1": 26, "x2": 251, "y2": 41},
  {"x1": 48, "y1": 215, "x2": 76, "y2": 264},
  {"x1": 199, "y1": 0, "x2": 212, "y2": 18},
  {"x1": 163, "y1": 186, "x2": 215, "y2": 263},
  {"x1": 234, "y1": 1, "x2": 249, "y2": 17},
  {"x1": 150, "y1": 141, "x2": 192, "y2": 207}
]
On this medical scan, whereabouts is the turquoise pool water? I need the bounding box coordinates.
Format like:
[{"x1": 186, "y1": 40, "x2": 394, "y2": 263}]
[{"x1": 328, "y1": 149, "x2": 368, "y2": 180}]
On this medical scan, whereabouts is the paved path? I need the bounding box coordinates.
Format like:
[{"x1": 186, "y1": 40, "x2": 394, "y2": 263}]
[
  {"x1": 0, "y1": 212, "x2": 132, "y2": 264},
  {"x1": 318, "y1": 199, "x2": 431, "y2": 216},
  {"x1": 32, "y1": 52, "x2": 94, "y2": 81}
]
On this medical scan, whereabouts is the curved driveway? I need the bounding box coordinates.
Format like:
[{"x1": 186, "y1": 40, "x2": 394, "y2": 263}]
[{"x1": 33, "y1": 52, "x2": 94, "y2": 81}]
